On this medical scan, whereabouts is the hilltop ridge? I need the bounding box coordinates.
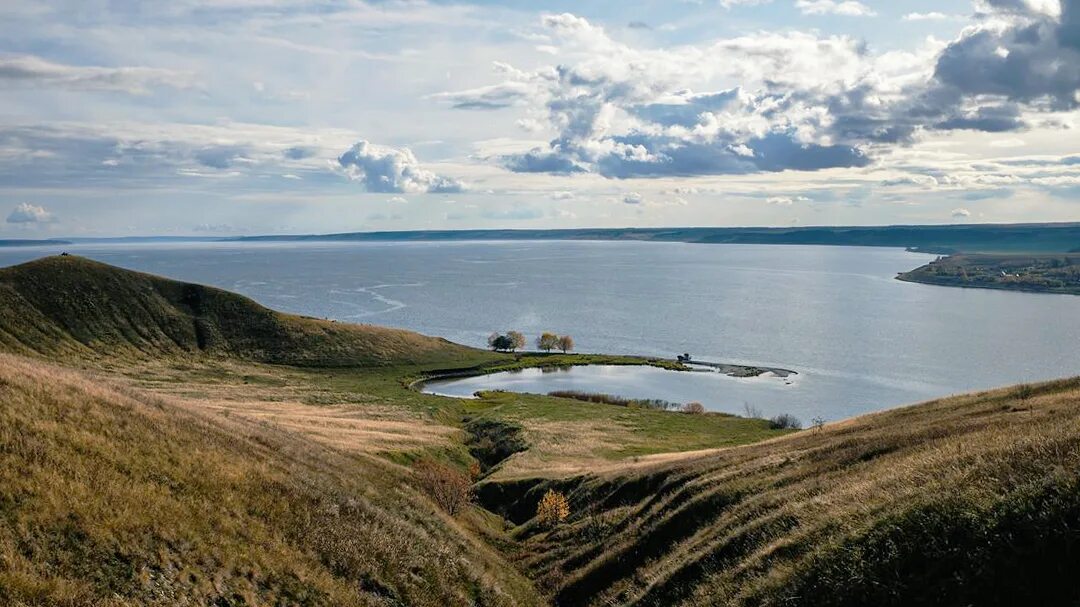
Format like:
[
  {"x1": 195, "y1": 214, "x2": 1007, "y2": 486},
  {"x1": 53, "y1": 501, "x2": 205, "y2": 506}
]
[{"x1": 0, "y1": 255, "x2": 479, "y2": 366}]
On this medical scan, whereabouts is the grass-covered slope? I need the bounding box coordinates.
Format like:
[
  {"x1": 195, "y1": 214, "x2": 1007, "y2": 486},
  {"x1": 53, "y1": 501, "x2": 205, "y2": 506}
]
[
  {"x1": 495, "y1": 379, "x2": 1080, "y2": 606},
  {"x1": 0, "y1": 354, "x2": 540, "y2": 606},
  {"x1": 0, "y1": 255, "x2": 483, "y2": 366}
]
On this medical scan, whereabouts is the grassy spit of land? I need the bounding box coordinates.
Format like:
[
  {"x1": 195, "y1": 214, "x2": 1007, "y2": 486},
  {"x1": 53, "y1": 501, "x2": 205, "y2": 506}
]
[
  {"x1": 899, "y1": 253, "x2": 1080, "y2": 295},
  {"x1": 405, "y1": 353, "x2": 690, "y2": 390},
  {"x1": 2, "y1": 254, "x2": 1080, "y2": 606}
]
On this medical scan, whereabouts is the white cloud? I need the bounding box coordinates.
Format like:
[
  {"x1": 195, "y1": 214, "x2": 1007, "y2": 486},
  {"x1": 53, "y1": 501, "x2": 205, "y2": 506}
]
[
  {"x1": 388, "y1": 196, "x2": 408, "y2": 204},
  {"x1": 1030, "y1": 175, "x2": 1080, "y2": 186},
  {"x1": 337, "y1": 141, "x2": 465, "y2": 194},
  {"x1": 623, "y1": 192, "x2": 645, "y2": 205},
  {"x1": 0, "y1": 121, "x2": 357, "y2": 190},
  {"x1": 0, "y1": 54, "x2": 195, "y2": 94},
  {"x1": 440, "y1": 17, "x2": 898, "y2": 178},
  {"x1": 440, "y1": 8, "x2": 1080, "y2": 185},
  {"x1": 952, "y1": 208, "x2": 972, "y2": 218},
  {"x1": 990, "y1": 138, "x2": 1028, "y2": 148},
  {"x1": 903, "y1": 12, "x2": 953, "y2": 21},
  {"x1": 794, "y1": 0, "x2": 876, "y2": 17},
  {"x1": 767, "y1": 195, "x2": 811, "y2": 205},
  {"x1": 6, "y1": 203, "x2": 57, "y2": 224}
]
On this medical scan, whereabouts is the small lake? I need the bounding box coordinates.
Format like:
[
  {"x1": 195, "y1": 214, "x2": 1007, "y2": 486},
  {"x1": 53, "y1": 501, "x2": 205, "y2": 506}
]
[{"x1": 420, "y1": 365, "x2": 796, "y2": 408}]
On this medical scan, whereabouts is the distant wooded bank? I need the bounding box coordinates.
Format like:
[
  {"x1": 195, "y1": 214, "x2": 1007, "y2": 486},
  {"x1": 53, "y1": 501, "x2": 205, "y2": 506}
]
[
  {"x1": 3, "y1": 222, "x2": 1079, "y2": 253},
  {"x1": 899, "y1": 253, "x2": 1080, "y2": 296},
  {"x1": 228, "y1": 222, "x2": 1080, "y2": 254}
]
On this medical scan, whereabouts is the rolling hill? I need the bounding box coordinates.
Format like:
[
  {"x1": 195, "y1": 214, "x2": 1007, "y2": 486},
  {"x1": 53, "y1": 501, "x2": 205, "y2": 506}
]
[
  {"x1": 0, "y1": 255, "x2": 480, "y2": 367},
  {"x1": 0, "y1": 353, "x2": 540, "y2": 606},
  {"x1": 481, "y1": 379, "x2": 1080, "y2": 606}
]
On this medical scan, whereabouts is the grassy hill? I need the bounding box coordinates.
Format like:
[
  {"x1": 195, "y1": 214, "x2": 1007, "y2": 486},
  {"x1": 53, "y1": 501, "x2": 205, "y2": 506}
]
[
  {"x1": 484, "y1": 379, "x2": 1080, "y2": 606},
  {"x1": 0, "y1": 353, "x2": 540, "y2": 606},
  {"x1": 0, "y1": 255, "x2": 484, "y2": 367}
]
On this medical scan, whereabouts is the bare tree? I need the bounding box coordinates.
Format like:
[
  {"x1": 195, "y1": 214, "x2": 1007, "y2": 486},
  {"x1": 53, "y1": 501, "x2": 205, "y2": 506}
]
[
  {"x1": 507, "y1": 331, "x2": 526, "y2": 352},
  {"x1": 558, "y1": 335, "x2": 575, "y2": 354},
  {"x1": 683, "y1": 402, "x2": 706, "y2": 414},
  {"x1": 413, "y1": 458, "x2": 473, "y2": 516}
]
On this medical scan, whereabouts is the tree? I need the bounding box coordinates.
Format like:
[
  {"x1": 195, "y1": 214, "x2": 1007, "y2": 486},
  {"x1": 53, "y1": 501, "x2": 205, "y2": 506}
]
[
  {"x1": 487, "y1": 332, "x2": 502, "y2": 351},
  {"x1": 558, "y1": 335, "x2": 575, "y2": 354},
  {"x1": 507, "y1": 331, "x2": 526, "y2": 352},
  {"x1": 769, "y1": 413, "x2": 802, "y2": 430},
  {"x1": 413, "y1": 458, "x2": 473, "y2": 516},
  {"x1": 682, "y1": 402, "x2": 706, "y2": 414},
  {"x1": 492, "y1": 335, "x2": 513, "y2": 352},
  {"x1": 536, "y1": 489, "x2": 570, "y2": 527},
  {"x1": 537, "y1": 332, "x2": 559, "y2": 353}
]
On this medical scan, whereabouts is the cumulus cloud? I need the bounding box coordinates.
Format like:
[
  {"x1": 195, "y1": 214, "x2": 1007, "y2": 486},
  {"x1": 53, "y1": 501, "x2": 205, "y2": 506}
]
[
  {"x1": 952, "y1": 207, "x2": 972, "y2": 218},
  {"x1": 933, "y1": 0, "x2": 1080, "y2": 110},
  {"x1": 6, "y1": 203, "x2": 57, "y2": 224},
  {"x1": 882, "y1": 174, "x2": 941, "y2": 187},
  {"x1": 337, "y1": 141, "x2": 465, "y2": 193},
  {"x1": 437, "y1": 6, "x2": 1080, "y2": 181},
  {"x1": 438, "y1": 19, "x2": 882, "y2": 178},
  {"x1": 767, "y1": 195, "x2": 811, "y2": 205},
  {"x1": 903, "y1": 12, "x2": 954, "y2": 21},
  {"x1": 623, "y1": 192, "x2": 645, "y2": 205},
  {"x1": 794, "y1": 1, "x2": 877, "y2": 17},
  {"x1": 0, "y1": 54, "x2": 194, "y2": 94}
]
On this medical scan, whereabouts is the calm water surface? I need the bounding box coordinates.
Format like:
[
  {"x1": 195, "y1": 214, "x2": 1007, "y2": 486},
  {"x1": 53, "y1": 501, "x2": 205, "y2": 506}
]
[
  {"x1": 420, "y1": 365, "x2": 798, "y2": 407},
  {"x1": 2, "y1": 240, "x2": 1077, "y2": 421}
]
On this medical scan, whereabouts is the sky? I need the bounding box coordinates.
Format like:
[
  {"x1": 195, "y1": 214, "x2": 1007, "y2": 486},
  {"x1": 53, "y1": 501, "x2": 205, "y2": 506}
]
[{"x1": 1, "y1": 0, "x2": 1079, "y2": 237}]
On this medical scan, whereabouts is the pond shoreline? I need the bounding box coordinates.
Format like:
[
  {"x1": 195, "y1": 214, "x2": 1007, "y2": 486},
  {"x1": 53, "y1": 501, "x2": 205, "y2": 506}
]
[{"x1": 409, "y1": 353, "x2": 797, "y2": 396}]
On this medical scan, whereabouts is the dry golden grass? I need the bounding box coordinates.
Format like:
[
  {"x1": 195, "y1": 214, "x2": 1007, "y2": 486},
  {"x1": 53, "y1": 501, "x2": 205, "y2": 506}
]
[
  {"x1": 498, "y1": 379, "x2": 1080, "y2": 606},
  {"x1": 0, "y1": 353, "x2": 540, "y2": 606},
  {"x1": 191, "y1": 398, "x2": 457, "y2": 455}
]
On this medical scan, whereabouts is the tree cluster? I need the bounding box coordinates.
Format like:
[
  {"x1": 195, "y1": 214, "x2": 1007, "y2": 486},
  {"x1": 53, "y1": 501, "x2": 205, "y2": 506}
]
[
  {"x1": 487, "y1": 331, "x2": 574, "y2": 353},
  {"x1": 537, "y1": 332, "x2": 574, "y2": 353},
  {"x1": 487, "y1": 331, "x2": 526, "y2": 352}
]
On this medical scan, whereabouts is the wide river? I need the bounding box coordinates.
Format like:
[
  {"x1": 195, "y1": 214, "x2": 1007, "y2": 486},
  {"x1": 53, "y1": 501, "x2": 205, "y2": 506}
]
[{"x1": 2, "y1": 240, "x2": 1077, "y2": 421}]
